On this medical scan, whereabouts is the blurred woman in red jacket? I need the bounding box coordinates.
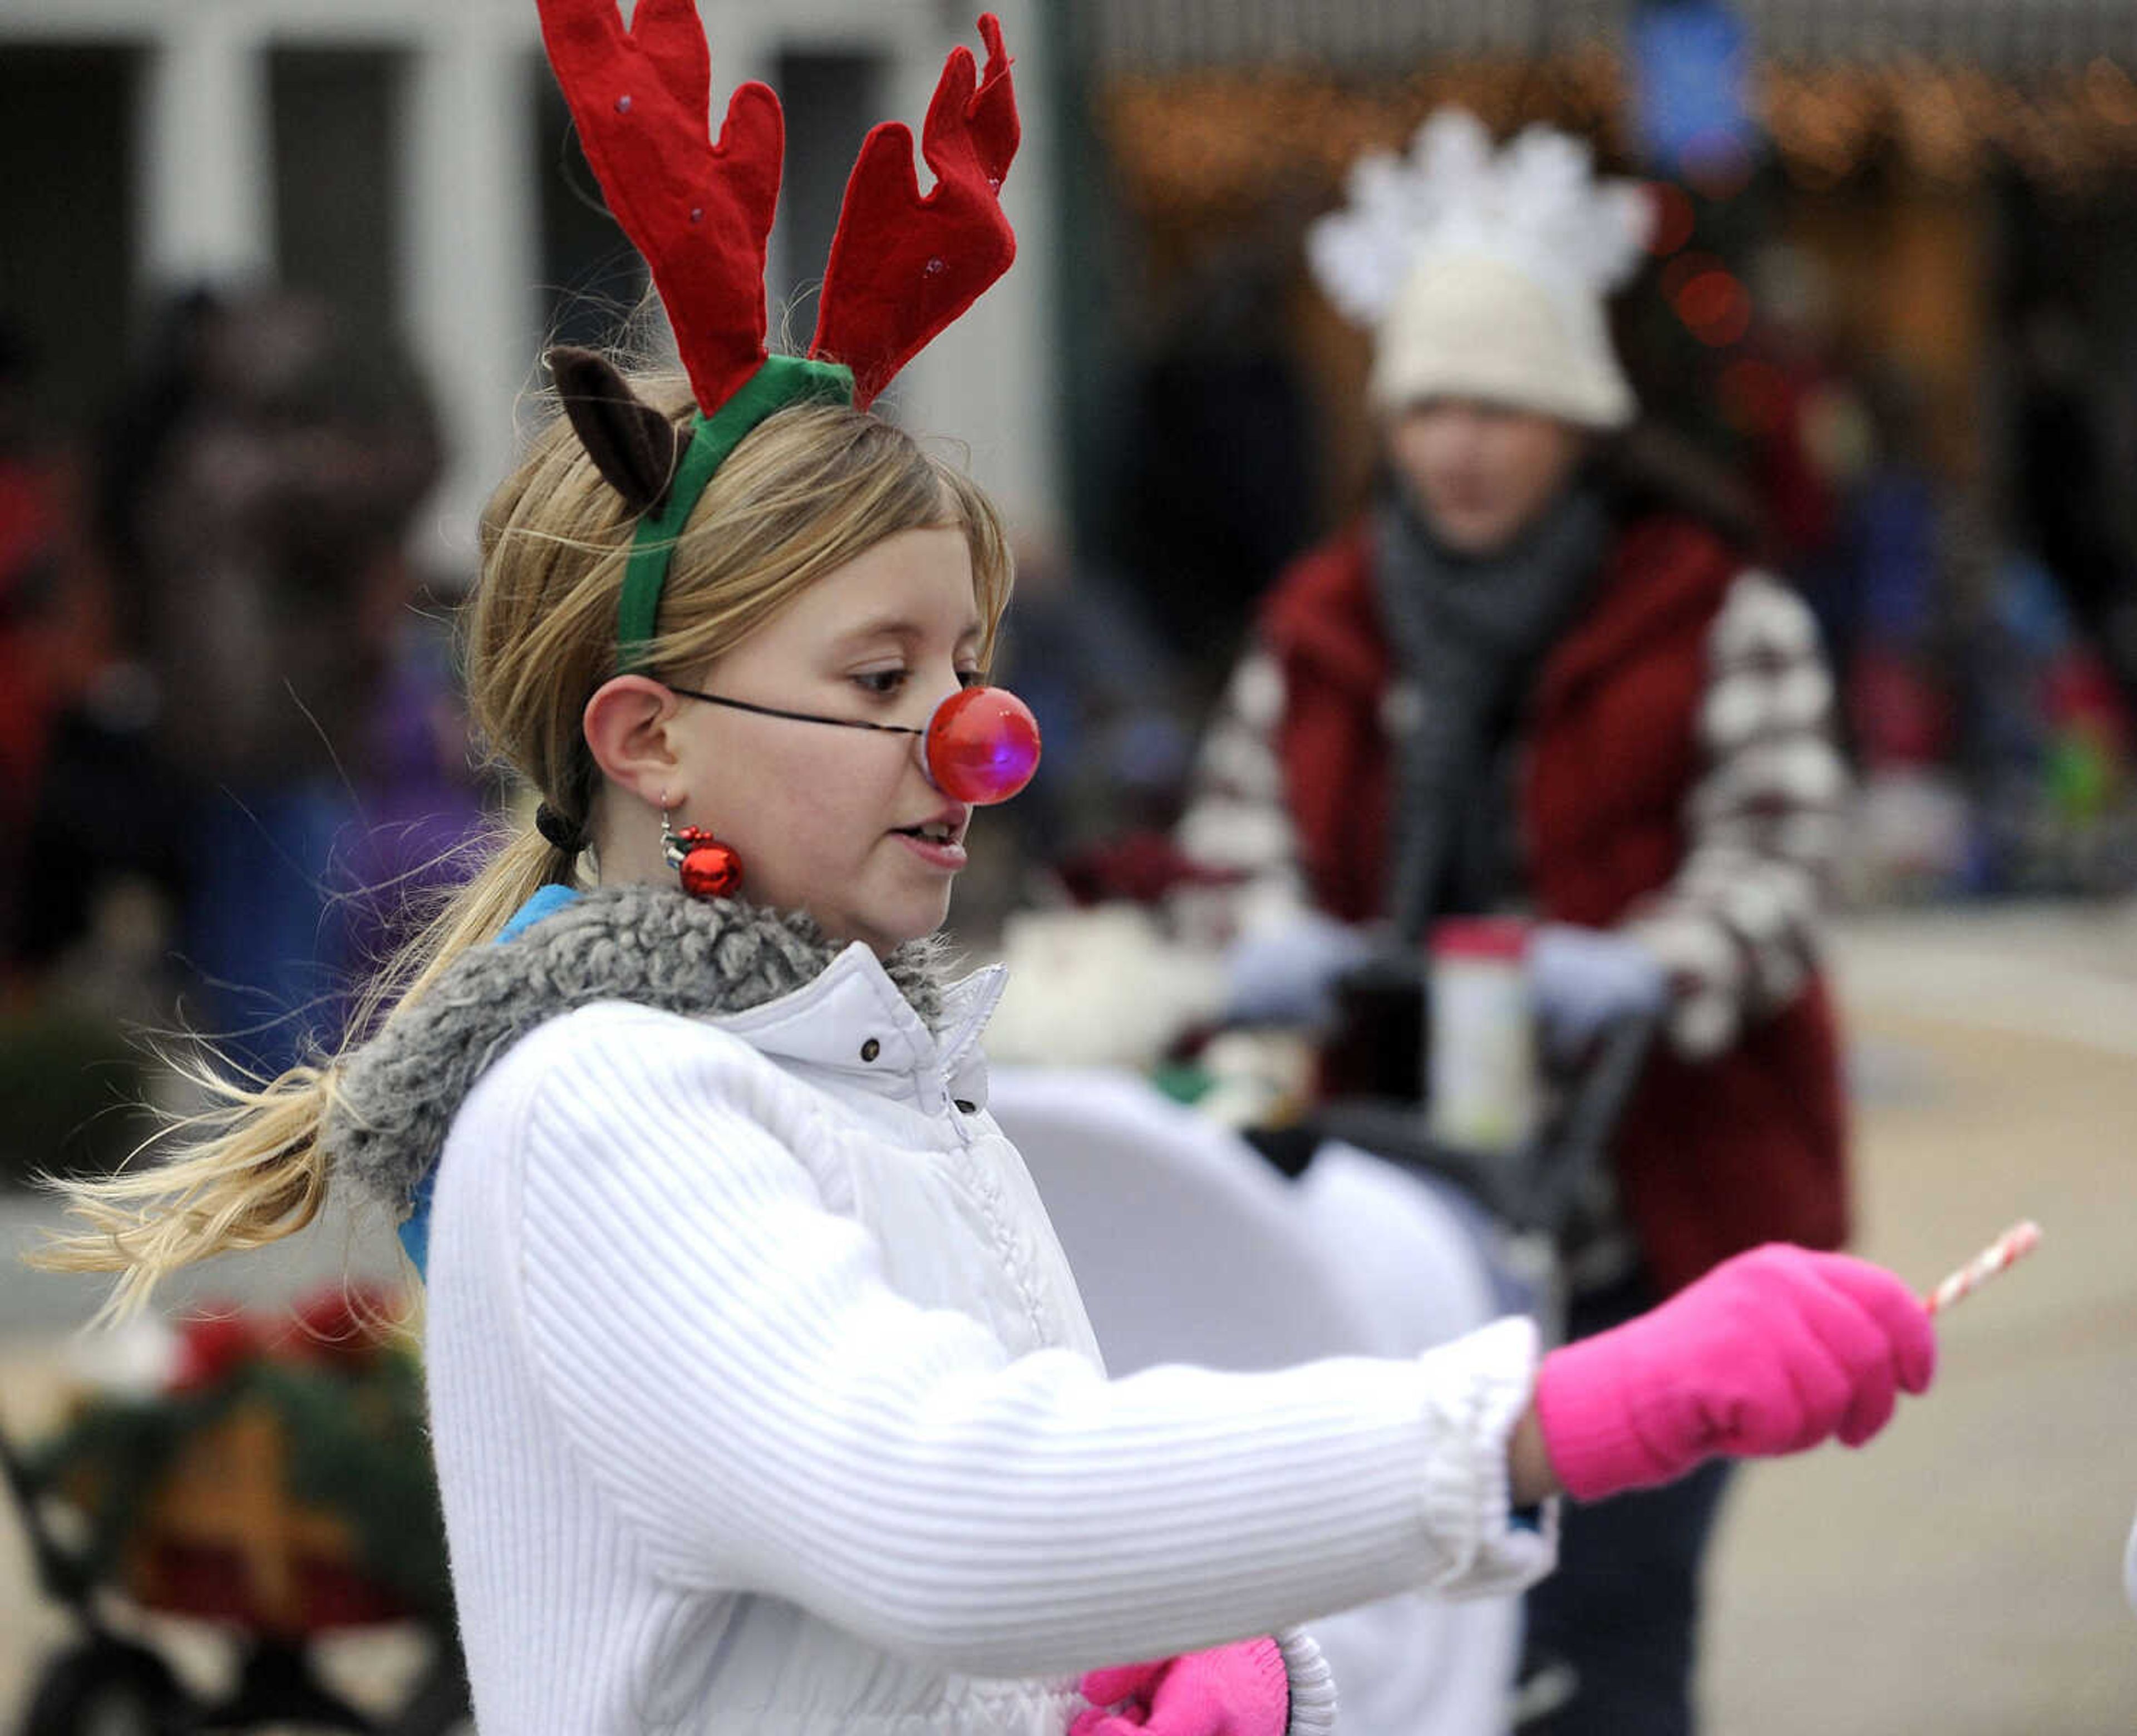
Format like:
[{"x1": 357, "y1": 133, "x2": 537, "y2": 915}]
[{"x1": 1180, "y1": 111, "x2": 1851, "y2": 1736}]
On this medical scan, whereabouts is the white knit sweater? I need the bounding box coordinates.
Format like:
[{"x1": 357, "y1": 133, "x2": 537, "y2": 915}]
[{"x1": 421, "y1": 943, "x2": 1554, "y2": 1733}]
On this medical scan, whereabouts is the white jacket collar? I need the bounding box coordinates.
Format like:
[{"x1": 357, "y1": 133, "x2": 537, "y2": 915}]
[{"x1": 711, "y1": 942, "x2": 1008, "y2": 1114}]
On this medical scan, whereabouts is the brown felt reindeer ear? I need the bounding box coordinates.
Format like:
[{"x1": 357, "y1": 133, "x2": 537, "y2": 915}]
[{"x1": 544, "y1": 346, "x2": 686, "y2": 517}]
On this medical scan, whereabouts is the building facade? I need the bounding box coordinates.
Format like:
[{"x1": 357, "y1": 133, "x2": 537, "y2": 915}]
[
  {"x1": 1087, "y1": 0, "x2": 2137, "y2": 72},
  {"x1": 0, "y1": 0, "x2": 1064, "y2": 571}
]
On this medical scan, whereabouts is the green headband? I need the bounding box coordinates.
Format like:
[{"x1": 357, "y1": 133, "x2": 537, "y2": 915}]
[{"x1": 618, "y1": 354, "x2": 857, "y2": 672}]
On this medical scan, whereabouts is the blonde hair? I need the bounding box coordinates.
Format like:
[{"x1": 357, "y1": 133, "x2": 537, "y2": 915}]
[{"x1": 35, "y1": 372, "x2": 1014, "y2": 1316}]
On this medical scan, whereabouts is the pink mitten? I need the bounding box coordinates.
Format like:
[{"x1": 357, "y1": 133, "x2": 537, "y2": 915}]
[
  {"x1": 1533, "y1": 1244, "x2": 1937, "y2": 1502},
  {"x1": 1071, "y1": 1639, "x2": 1290, "y2": 1736}
]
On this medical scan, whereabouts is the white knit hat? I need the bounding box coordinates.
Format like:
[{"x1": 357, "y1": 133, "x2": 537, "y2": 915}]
[{"x1": 1308, "y1": 111, "x2": 1654, "y2": 431}]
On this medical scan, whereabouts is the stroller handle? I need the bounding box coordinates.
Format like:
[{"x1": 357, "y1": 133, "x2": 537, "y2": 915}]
[{"x1": 1305, "y1": 1010, "x2": 1662, "y2": 1239}]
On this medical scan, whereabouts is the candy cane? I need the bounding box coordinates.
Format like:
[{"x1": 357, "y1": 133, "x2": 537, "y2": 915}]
[{"x1": 1924, "y1": 1220, "x2": 2041, "y2": 1315}]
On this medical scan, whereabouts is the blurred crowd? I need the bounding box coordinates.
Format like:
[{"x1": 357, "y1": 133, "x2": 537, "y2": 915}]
[
  {"x1": 1779, "y1": 295, "x2": 2137, "y2": 903},
  {"x1": 6, "y1": 249, "x2": 2137, "y2": 1171},
  {"x1": 1020, "y1": 230, "x2": 2137, "y2": 916},
  {"x1": 0, "y1": 290, "x2": 486, "y2": 1179},
  {"x1": 5, "y1": 135, "x2": 2137, "y2": 1180}
]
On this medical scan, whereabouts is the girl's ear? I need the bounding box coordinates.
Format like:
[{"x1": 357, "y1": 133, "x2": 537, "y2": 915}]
[
  {"x1": 545, "y1": 347, "x2": 682, "y2": 516},
  {"x1": 582, "y1": 675, "x2": 687, "y2": 808}
]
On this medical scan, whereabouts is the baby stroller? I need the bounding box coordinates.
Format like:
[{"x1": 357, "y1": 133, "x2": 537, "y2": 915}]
[
  {"x1": 987, "y1": 952, "x2": 1656, "y2": 1736},
  {"x1": 2, "y1": 1295, "x2": 470, "y2": 1736},
  {"x1": 990, "y1": 1063, "x2": 1528, "y2": 1736}
]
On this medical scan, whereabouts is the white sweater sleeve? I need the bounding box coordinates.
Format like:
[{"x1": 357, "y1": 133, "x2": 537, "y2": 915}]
[{"x1": 476, "y1": 1008, "x2": 1551, "y2": 1679}]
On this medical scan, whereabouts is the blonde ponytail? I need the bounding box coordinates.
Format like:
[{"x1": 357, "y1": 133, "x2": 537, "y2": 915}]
[{"x1": 32, "y1": 827, "x2": 569, "y2": 1319}]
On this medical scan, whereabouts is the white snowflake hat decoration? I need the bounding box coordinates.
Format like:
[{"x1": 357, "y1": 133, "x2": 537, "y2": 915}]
[{"x1": 1308, "y1": 109, "x2": 1656, "y2": 430}]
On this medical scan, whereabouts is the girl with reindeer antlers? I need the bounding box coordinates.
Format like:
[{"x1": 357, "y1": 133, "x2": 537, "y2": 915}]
[{"x1": 38, "y1": 7, "x2": 1938, "y2": 1733}]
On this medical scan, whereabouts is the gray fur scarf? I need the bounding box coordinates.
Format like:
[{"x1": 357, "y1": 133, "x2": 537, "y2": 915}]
[{"x1": 326, "y1": 883, "x2": 949, "y2": 1217}]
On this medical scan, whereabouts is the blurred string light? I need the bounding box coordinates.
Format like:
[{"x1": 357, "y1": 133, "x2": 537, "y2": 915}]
[
  {"x1": 1716, "y1": 356, "x2": 1793, "y2": 435},
  {"x1": 1100, "y1": 51, "x2": 1628, "y2": 231},
  {"x1": 1099, "y1": 47, "x2": 2137, "y2": 432},
  {"x1": 1645, "y1": 181, "x2": 1698, "y2": 254},
  {"x1": 1658, "y1": 250, "x2": 1724, "y2": 298},
  {"x1": 1655, "y1": 248, "x2": 1754, "y2": 349},
  {"x1": 1100, "y1": 53, "x2": 2137, "y2": 223},
  {"x1": 1629, "y1": 0, "x2": 1760, "y2": 191},
  {"x1": 1675, "y1": 267, "x2": 1754, "y2": 347}
]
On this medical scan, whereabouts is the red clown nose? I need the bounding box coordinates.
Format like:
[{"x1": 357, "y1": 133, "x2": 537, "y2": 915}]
[{"x1": 924, "y1": 686, "x2": 1041, "y2": 805}]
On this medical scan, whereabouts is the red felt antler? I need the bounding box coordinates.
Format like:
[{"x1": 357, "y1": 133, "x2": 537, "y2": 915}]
[
  {"x1": 536, "y1": 0, "x2": 781, "y2": 413},
  {"x1": 810, "y1": 15, "x2": 1019, "y2": 408}
]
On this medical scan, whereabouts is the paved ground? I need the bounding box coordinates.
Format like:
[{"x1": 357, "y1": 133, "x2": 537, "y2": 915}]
[
  {"x1": 1702, "y1": 905, "x2": 2137, "y2": 1735},
  {"x1": 2, "y1": 902, "x2": 2134, "y2": 1732}
]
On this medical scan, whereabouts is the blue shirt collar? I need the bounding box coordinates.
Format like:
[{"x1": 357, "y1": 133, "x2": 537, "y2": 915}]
[{"x1": 398, "y1": 881, "x2": 583, "y2": 1276}]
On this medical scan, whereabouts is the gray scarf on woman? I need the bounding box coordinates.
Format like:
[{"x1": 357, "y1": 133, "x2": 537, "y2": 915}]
[{"x1": 1373, "y1": 481, "x2": 1608, "y2": 942}]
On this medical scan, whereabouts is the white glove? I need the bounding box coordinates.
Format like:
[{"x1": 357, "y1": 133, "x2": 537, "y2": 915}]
[
  {"x1": 1222, "y1": 911, "x2": 1376, "y2": 1029},
  {"x1": 1529, "y1": 923, "x2": 1668, "y2": 1058}
]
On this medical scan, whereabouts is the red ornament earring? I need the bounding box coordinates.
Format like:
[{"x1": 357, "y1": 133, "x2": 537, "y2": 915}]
[{"x1": 661, "y1": 808, "x2": 743, "y2": 900}]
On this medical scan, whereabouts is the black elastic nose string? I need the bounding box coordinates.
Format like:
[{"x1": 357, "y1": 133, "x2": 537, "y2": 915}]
[{"x1": 664, "y1": 684, "x2": 926, "y2": 737}]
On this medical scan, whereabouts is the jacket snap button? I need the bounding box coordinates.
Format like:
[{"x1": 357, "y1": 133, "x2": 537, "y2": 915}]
[{"x1": 860, "y1": 1038, "x2": 880, "y2": 1062}]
